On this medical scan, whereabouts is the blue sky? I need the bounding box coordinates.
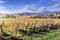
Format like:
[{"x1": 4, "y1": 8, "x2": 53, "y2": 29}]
[{"x1": 0, "y1": 0, "x2": 60, "y2": 14}]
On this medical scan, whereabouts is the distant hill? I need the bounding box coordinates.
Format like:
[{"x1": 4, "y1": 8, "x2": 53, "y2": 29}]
[
  {"x1": 15, "y1": 12, "x2": 60, "y2": 16},
  {"x1": 0, "y1": 12, "x2": 60, "y2": 18},
  {"x1": 17, "y1": 12, "x2": 42, "y2": 16}
]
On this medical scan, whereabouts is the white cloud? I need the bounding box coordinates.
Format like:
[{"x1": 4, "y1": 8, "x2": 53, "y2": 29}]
[
  {"x1": 0, "y1": 0, "x2": 5, "y2": 3},
  {"x1": 0, "y1": 5, "x2": 12, "y2": 14},
  {"x1": 47, "y1": 3, "x2": 60, "y2": 12},
  {"x1": 13, "y1": 4, "x2": 60, "y2": 13},
  {"x1": 14, "y1": 4, "x2": 46, "y2": 13},
  {"x1": 0, "y1": 3, "x2": 60, "y2": 14},
  {"x1": 52, "y1": 0, "x2": 60, "y2": 4},
  {"x1": 0, "y1": 10, "x2": 11, "y2": 14},
  {"x1": 0, "y1": 4, "x2": 46, "y2": 14},
  {"x1": 0, "y1": 6, "x2": 6, "y2": 9},
  {"x1": 46, "y1": 0, "x2": 60, "y2": 12}
]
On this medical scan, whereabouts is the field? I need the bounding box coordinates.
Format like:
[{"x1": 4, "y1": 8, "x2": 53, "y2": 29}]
[{"x1": 0, "y1": 16, "x2": 60, "y2": 40}]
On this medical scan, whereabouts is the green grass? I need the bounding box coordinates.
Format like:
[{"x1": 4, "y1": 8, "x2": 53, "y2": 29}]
[
  {"x1": 2, "y1": 29, "x2": 60, "y2": 40},
  {"x1": 3, "y1": 28, "x2": 60, "y2": 40},
  {"x1": 2, "y1": 26, "x2": 60, "y2": 40},
  {"x1": 22, "y1": 29, "x2": 60, "y2": 40}
]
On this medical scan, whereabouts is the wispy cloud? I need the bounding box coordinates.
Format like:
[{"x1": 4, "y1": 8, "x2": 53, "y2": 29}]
[
  {"x1": 14, "y1": 4, "x2": 46, "y2": 13},
  {"x1": 0, "y1": 0, "x2": 60, "y2": 14},
  {"x1": 46, "y1": 0, "x2": 60, "y2": 12},
  {"x1": 0, "y1": 3, "x2": 60, "y2": 14},
  {"x1": 47, "y1": 3, "x2": 60, "y2": 12},
  {"x1": 0, "y1": 10, "x2": 11, "y2": 14},
  {"x1": 0, "y1": 5, "x2": 12, "y2": 14},
  {"x1": 0, "y1": 0, "x2": 5, "y2": 3},
  {"x1": 0, "y1": 6, "x2": 6, "y2": 9}
]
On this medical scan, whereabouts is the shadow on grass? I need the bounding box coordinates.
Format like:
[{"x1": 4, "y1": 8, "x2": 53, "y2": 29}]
[{"x1": 1, "y1": 32, "x2": 23, "y2": 40}]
